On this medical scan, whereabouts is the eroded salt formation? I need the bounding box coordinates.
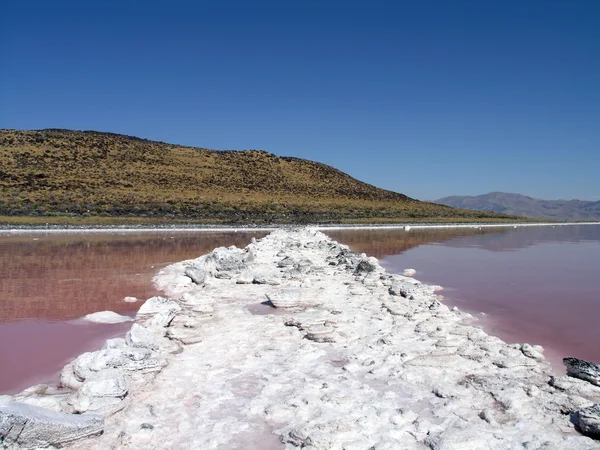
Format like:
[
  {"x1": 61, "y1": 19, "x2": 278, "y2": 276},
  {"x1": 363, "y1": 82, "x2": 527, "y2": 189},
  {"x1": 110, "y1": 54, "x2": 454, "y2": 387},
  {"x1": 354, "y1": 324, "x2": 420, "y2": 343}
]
[{"x1": 2, "y1": 228, "x2": 600, "y2": 449}]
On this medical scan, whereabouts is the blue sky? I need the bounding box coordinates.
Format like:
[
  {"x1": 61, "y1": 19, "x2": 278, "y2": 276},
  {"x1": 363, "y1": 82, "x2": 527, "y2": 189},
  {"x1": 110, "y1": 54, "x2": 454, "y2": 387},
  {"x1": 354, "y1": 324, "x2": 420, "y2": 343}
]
[{"x1": 1, "y1": 0, "x2": 599, "y2": 201}]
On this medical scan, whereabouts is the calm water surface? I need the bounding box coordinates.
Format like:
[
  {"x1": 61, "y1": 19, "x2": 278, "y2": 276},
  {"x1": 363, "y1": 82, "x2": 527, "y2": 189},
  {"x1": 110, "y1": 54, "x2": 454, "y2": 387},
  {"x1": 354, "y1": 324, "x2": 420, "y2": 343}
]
[
  {"x1": 327, "y1": 225, "x2": 600, "y2": 371},
  {"x1": 0, "y1": 231, "x2": 265, "y2": 394},
  {"x1": 1, "y1": 225, "x2": 598, "y2": 394}
]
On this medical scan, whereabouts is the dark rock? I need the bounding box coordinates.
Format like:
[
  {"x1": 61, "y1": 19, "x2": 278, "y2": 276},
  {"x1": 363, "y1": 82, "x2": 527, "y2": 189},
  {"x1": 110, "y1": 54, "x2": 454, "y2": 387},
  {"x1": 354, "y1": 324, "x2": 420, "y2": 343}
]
[
  {"x1": 354, "y1": 259, "x2": 377, "y2": 274},
  {"x1": 564, "y1": 357, "x2": 600, "y2": 387},
  {"x1": 0, "y1": 402, "x2": 103, "y2": 448},
  {"x1": 571, "y1": 403, "x2": 600, "y2": 439}
]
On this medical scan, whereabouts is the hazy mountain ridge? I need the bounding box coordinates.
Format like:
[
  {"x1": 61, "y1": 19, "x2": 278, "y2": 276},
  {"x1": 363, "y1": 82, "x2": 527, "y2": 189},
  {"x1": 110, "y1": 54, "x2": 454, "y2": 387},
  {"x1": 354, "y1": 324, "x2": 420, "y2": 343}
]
[
  {"x1": 435, "y1": 192, "x2": 600, "y2": 221},
  {"x1": 0, "y1": 129, "x2": 514, "y2": 223}
]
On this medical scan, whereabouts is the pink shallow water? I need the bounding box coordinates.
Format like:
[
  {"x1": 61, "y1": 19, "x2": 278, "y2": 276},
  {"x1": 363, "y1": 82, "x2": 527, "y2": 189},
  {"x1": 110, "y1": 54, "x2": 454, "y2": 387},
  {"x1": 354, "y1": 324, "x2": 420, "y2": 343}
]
[
  {"x1": 0, "y1": 230, "x2": 265, "y2": 394},
  {"x1": 327, "y1": 225, "x2": 600, "y2": 373}
]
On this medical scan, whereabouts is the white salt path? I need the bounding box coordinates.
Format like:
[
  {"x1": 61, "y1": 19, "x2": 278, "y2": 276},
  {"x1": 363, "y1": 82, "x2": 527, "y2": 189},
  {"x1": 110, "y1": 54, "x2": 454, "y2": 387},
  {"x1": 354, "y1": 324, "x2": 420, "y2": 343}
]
[{"x1": 3, "y1": 228, "x2": 600, "y2": 449}]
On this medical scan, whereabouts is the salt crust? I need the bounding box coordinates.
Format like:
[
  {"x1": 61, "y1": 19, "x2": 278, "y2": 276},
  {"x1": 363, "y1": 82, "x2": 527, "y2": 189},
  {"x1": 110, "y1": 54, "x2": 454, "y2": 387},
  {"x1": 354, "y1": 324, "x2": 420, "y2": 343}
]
[{"x1": 4, "y1": 227, "x2": 600, "y2": 449}]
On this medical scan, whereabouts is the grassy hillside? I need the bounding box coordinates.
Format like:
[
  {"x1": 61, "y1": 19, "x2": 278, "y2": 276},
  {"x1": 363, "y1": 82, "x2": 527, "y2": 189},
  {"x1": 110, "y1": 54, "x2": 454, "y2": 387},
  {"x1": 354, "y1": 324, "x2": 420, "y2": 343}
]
[{"x1": 0, "y1": 129, "x2": 517, "y2": 224}]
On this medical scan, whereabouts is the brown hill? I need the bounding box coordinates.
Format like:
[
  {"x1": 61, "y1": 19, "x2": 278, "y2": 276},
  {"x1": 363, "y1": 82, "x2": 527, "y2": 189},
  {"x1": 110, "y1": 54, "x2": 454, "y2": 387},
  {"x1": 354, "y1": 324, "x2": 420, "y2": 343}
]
[{"x1": 0, "y1": 129, "x2": 514, "y2": 223}]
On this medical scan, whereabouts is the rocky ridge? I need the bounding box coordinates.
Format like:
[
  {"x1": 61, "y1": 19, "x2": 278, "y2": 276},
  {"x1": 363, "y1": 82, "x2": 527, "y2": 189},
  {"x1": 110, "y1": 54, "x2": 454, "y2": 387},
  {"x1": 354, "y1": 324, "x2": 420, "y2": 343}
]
[{"x1": 2, "y1": 228, "x2": 600, "y2": 449}]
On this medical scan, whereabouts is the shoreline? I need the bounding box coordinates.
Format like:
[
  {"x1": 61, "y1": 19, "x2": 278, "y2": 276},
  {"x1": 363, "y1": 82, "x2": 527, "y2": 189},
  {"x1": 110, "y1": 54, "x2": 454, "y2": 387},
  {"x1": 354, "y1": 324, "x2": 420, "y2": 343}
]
[
  {"x1": 1, "y1": 221, "x2": 599, "y2": 235},
  {"x1": 2, "y1": 228, "x2": 600, "y2": 448}
]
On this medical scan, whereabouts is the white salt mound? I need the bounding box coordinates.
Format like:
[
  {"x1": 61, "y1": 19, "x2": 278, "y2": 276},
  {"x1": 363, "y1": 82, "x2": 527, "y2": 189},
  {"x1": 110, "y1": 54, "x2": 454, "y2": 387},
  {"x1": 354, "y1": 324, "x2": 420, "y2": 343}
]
[
  {"x1": 402, "y1": 268, "x2": 417, "y2": 276},
  {"x1": 83, "y1": 311, "x2": 133, "y2": 324},
  {"x1": 123, "y1": 296, "x2": 138, "y2": 303}
]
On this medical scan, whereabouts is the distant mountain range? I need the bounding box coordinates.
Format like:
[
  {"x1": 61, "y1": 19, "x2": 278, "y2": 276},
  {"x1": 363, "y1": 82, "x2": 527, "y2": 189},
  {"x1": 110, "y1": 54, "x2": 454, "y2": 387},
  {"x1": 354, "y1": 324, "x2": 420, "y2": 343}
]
[{"x1": 435, "y1": 192, "x2": 600, "y2": 221}]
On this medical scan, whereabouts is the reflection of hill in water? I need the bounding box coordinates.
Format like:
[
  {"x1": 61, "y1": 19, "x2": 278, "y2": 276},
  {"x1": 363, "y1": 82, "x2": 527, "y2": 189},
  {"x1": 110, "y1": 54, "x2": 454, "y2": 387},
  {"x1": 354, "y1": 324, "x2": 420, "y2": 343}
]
[
  {"x1": 0, "y1": 232, "x2": 265, "y2": 321},
  {"x1": 326, "y1": 225, "x2": 600, "y2": 258},
  {"x1": 325, "y1": 228, "x2": 508, "y2": 258}
]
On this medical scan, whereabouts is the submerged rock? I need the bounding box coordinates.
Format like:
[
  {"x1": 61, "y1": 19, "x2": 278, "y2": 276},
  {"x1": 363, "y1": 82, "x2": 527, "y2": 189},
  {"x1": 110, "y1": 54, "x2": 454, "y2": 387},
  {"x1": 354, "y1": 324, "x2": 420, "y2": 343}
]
[
  {"x1": 565, "y1": 357, "x2": 600, "y2": 387},
  {"x1": 0, "y1": 402, "x2": 103, "y2": 448}
]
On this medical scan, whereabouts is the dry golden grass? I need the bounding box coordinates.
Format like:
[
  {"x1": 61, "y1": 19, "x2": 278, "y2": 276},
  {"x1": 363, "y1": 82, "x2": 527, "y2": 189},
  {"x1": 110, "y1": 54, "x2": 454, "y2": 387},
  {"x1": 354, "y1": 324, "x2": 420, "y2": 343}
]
[{"x1": 0, "y1": 129, "x2": 520, "y2": 223}]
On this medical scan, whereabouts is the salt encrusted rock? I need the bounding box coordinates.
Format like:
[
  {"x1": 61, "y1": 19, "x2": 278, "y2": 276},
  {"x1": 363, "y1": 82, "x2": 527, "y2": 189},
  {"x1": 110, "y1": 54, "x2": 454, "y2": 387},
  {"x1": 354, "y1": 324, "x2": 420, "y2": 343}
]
[
  {"x1": 244, "y1": 247, "x2": 256, "y2": 263},
  {"x1": 179, "y1": 293, "x2": 215, "y2": 314},
  {"x1": 326, "y1": 247, "x2": 363, "y2": 269},
  {"x1": 63, "y1": 369, "x2": 128, "y2": 415},
  {"x1": 0, "y1": 402, "x2": 103, "y2": 448},
  {"x1": 294, "y1": 257, "x2": 316, "y2": 272},
  {"x1": 236, "y1": 269, "x2": 255, "y2": 284},
  {"x1": 549, "y1": 376, "x2": 600, "y2": 401},
  {"x1": 383, "y1": 302, "x2": 412, "y2": 317},
  {"x1": 188, "y1": 246, "x2": 246, "y2": 280},
  {"x1": 126, "y1": 324, "x2": 160, "y2": 350},
  {"x1": 167, "y1": 314, "x2": 204, "y2": 345},
  {"x1": 123, "y1": 296, "x2": 138, "y2": 303},
  {"x1": 402, "y1": 268, "x2": 417, "y2": 277},
  {"x1": 102, "y1": 338, "x2": 126, "y2": 350},
  {"x1": 389, "y1": 281, "x2": 439, "y2": 306},
  {"x1": 277, "y1": 256, "x2": 296, "y2": 267},
  {"x1": 565, "y1": 357, "x2": 600, "y2": 387},
  {"x1": 389, "y1": 282, "x2": 414, "y2": 298},
  {"x1": 137, "y1": 296, "x2": 180, "y2": 317},
  {"x1": 61, "y1": 363, "x2": 83, "y2": 391},
  {"x1": 266, "y1": 289, "x2": 303, "y2": 309},
  {"x1": 285, "y1": 310, "x2": 337, "y2": 330},
  {"x1": 572, "y1": 404, "x2": 600, "y2": 439},
  {"x1": 61, "y1": 346, "x2": 165, "y2": 392},
  {"x1": 136, "y1": 296, "x2": 181, "y2": 328},
  {"x1": 305, "y1": 325, "x2": 337, "y2": 343},
  {"x1": 83, "y1": 311, "x2": 133, "y2": 324},
  {"x1": 252, "y1": 268, "x2": 282, "y2": 285},
  {"x1": 184, "y1": 266, "x2": 207, "y2": 285},
  {"x1": 521, "y1": 343, "x2": 545, "y2": 361},
  {"x1": 11, "y1": 385, "x2": 67, "y2": 413},
  {"x1": 354, "y1": 257, "x2": 379, "y2": 274}
]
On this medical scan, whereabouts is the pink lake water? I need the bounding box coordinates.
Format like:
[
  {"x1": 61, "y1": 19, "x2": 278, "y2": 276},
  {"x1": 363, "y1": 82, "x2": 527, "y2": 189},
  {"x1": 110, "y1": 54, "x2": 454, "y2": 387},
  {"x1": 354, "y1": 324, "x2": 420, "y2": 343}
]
[
  {"x1": 327, "y1": 224, "x2": 600, "y2": 372},
  {"x1": 0, "y1": 230, "x2": 265, "y2": 394},
  {"x1": 1, "y1": 225, "x2": 598, "y2": 394}
]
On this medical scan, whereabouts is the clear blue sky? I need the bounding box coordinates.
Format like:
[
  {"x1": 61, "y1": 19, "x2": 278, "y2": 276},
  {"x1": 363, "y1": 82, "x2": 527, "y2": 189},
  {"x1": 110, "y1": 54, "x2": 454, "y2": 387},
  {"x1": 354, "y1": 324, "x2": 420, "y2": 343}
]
[{"x1": 1, "y1": 0, "x2": 599, "y2": 201}]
